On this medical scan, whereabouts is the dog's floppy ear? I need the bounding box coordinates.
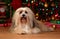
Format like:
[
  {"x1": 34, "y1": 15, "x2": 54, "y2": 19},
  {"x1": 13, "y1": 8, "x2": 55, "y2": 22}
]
[
  {"x1": 33, "y1": 16, "x2": 40, "y2": 28},
  {"x1": 30, "y1": 10, "x2": 40, "y2": 28},
  {"x1": 10, "y1": 8, "x2": 20, "y2": 29},
  {"x1": 25, "y1": 7, "x2": 40, "y2": 28}
]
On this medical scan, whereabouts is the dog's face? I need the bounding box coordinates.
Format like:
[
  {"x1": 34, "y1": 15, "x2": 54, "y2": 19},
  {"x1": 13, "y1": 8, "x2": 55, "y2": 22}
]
[
  {"x1": 19, "y1": 9, "x2": 28, "y2": 23},
  {"x1": 13, "y1": 7, "x2": 34, "y2": 24}
]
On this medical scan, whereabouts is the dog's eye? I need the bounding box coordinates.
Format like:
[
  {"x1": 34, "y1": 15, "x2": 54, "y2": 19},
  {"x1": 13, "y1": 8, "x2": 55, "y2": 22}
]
[
  {"x1": 25, "y1": 11, "x2": 27, "y2": 14},
  {"x1": 20, "y1": 11, "x2": 22, "y2": 14}
]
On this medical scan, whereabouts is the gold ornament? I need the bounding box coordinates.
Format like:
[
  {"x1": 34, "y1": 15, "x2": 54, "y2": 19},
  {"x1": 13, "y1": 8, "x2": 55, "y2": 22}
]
[
  {"x1": 36, "y1": 13, "x2": 38, "y2": 16},
  {"x1": 53, "y1": 25, "x2": 56, "y2": 29}
]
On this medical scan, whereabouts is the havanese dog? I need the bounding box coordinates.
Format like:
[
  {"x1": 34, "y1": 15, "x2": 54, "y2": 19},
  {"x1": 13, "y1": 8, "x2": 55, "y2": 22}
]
[{"x1": 9, "y1": 7, "x2": 54, "y2": 34}]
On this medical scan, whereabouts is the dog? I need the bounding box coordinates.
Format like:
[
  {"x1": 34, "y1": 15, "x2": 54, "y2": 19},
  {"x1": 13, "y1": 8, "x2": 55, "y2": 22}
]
[{"x1": 9, "y1": 7, "x2": 54, "y2": 34}]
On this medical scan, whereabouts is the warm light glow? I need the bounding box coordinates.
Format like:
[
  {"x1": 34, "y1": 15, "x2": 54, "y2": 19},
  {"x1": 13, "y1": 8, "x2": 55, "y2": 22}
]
[
  {"x1": 36, "y1": 17, "x2": 38, "y2": 19},
  {"x1": 46, "y1": 13, "x2": 48, "y2": 15},
  {"x1": 46, "y1": 9, "x2": 48, "y2": 11},
  {"x1": 55, "y1": 14, "x2": 58, "y2": 17},
  {"x1": 53, "y1": 25, "x2": 56, "y2": 29},
  {"x1": 51, "y1": 12, "x2": 53, "y2": 14},
  {"x1": 31, "y1": 1, "x2": 34, "y2": 3},
  {"x1": 36, "y1": 13, "x2": 38, "y2": 16},
  {"x1": 42, "y1": 8, "x2": 44, "y2": 11},
  {"x1": 44, "y1": 2, "x2": 48, "y2": 7},
  {"x1": 51, "y1": 2, "x2": 55, "y2": 7},
  {"x1": 52, "y1": 17, "x2": 54, "y2": 20}
]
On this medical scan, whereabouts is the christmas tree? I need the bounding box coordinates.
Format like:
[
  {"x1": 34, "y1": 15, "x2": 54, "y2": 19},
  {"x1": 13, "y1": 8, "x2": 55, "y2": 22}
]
[
  {"x1": 22, "y1": 0, "x2": 60, "y2": 24},
  {"x1": 0, "y1": 0, "x2": 60, "y2": 27}
]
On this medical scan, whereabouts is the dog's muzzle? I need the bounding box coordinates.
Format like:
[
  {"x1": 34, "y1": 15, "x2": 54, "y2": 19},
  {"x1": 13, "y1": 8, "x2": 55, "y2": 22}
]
[
  {"x1": 20, "y1": 14, "x2": 27, "y2": 23},
  {"x1": 21, "y1": 14, "x2": 27, "y2": 20},
  {"x1": 21, "y1": 17, "x2": 27, "y2": 20}
]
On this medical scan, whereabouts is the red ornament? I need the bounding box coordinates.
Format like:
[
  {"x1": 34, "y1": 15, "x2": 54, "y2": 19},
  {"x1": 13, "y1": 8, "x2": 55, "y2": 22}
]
[
  {"x1": 10, "y1": 0, "x2": 22, "y2": 10},
  {"x1": 54, "y1": 9, "x2": 58, "y2": 14},
  {"x1": 0, "y1": 24, "x2": 4, "y2": 27},
  {"x1": 35, "y1": 2, "x2": 38, "y2": 6},
  {"x1": 32, "y1": 3, "x2": 35, "y2": 6},
  {"x1": 0, "y1": 6, "x2": 6, "y2": 16},
  {"x1": 36, "y1": 3, "x2": 38, "y2": 6},
  {"x1": 27, "y1": 3, "x2": 31, "y2": 7},
  {"x1": 55, "y1": 14, "x2": 58, "y2": 17},
  {"x1": 4, "y1": 23, "x2": 8, "y2": 27},
  {"x1": 58, "y1": 3, "x2": 60, "y2": 9}
]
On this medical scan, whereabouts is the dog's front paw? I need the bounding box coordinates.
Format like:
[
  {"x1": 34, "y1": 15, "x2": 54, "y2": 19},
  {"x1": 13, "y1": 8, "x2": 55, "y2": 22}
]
[
  {"x1": 17, "y1": 32, "x2": 26, "y2": 35},
  {"x1": 32, "y1": 27, "x2": 41, "y2": 34}
]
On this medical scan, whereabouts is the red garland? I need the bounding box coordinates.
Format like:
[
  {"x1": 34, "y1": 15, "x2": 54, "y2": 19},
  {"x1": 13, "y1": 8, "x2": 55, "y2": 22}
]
[
  {"x1": 58, "y1": 3, "x2": 60, "y2": 9},
  {"x1": 41, "y1": 0, "x2": 46, "y2": 2},
  {"x1": 10, "y1": 0, "x2": 22, "y2": 10}
]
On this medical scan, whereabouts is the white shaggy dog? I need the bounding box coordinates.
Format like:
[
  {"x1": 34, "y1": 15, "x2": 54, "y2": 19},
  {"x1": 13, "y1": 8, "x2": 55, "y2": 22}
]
[{"x1": 10, "y1": 7, "x2": 54, "y2": 34}]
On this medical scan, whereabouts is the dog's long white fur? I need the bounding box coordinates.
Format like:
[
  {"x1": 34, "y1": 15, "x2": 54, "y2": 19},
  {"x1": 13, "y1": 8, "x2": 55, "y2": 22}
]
[{"x1": 9, "y1": 7, "x2": 54, "y2": 34}]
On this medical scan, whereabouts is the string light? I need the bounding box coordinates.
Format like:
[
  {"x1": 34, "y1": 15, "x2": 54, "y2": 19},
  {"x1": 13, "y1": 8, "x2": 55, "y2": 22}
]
[
  {"x1": 39, "y1": 2, "x2": 41, "y2": 4},
  {"x1": 52, "y1": 8, "x2": 54, "y2": 10},
  {"x1": 55, "y1": 14, "x2": 58, "y2": 17},
  {"x1": 31, "y1": 0, "x2": 34, "y2": 3},
  {"x1": 51, "y1": 11, "x2": 53, "y2": 14},
  {"x1": 35, "y1": 13, "x2": 39, "y2": 19},
  {"x1": 36, "y1": 13, "x2": 38, "y2": 16},
  {"x1": 41, "y1": 3, "x2": 44, "y2": 5},
  {"x1": 52, "y1": 17, "x2": 55, "y2": 20},
  {"x1": 36, "y1": 17, "x2": 38, "y2": 19},
  {"x1": 46, "y1": 9, "x2": 48, "y2": 11},
  {"x1": 42, "y1": 8, "x2": 44, "y2": 11},
  {"x1": 51, "y1": 2, "x2": 55, "y2": 7},
  {"x1": 53, "y1": 25, "x2": 56, "y2": 29},
  {"x1": 44, "y1": 2, "x2": 48, "y2": 7},
  {"x1": 46, "y1": 13, "x2": 48, "y2": 15},
  {"x1": 39, "y1": 8, "x2": 41, "y2": 10},
  {"x1": 26, "y1": 0, "x2": 28, "y2": 2},
  {"x1": 56, "y1": 5, "x2": 58, "y2": 8}
]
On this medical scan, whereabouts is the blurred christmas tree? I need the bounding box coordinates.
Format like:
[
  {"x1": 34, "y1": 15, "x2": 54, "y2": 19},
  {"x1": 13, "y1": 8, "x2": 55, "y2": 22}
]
[
  {"x1": 0, "y1": 0, "x2": 12, "y2": 26},
  {"x1": 1, "y1": 0, "x2": 60, "y2": 25},
  {"x1": 22, "y1": 0, "x2": 60, "y2": 24}
]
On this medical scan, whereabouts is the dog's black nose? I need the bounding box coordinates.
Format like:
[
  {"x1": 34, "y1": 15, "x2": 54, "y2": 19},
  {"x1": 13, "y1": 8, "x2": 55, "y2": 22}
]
[{"x1": 22, "y1": 14, "x2": 25, "y2": 17}]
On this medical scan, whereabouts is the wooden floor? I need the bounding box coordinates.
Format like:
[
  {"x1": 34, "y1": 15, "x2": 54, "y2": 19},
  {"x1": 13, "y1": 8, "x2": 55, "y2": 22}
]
[{"x1": 0, "y1": 27, "x2": 60, "y2": 39}]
